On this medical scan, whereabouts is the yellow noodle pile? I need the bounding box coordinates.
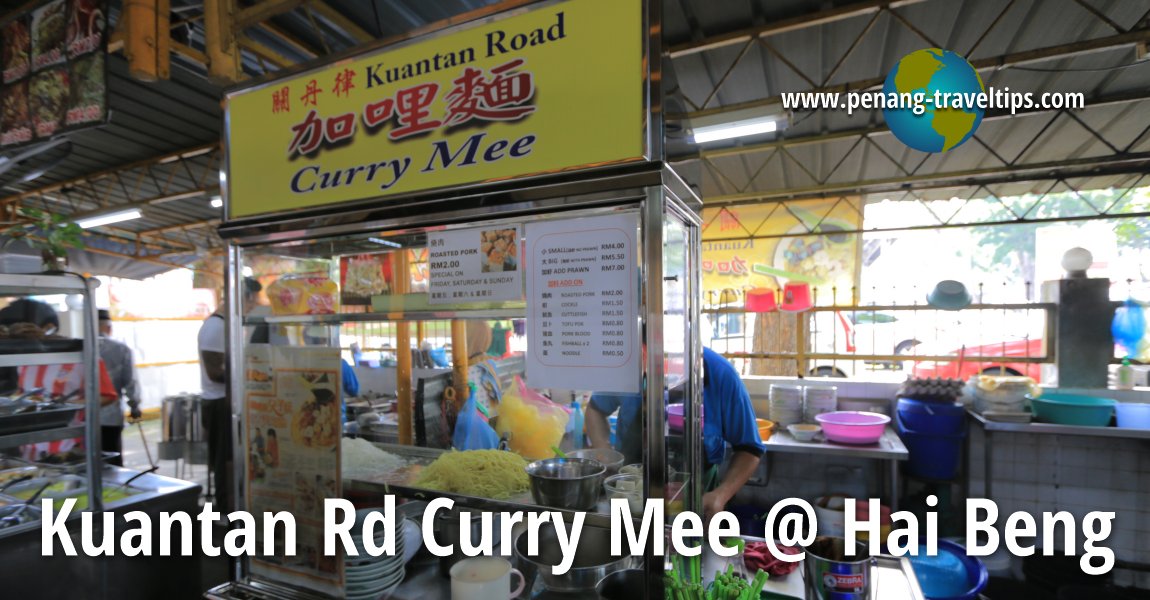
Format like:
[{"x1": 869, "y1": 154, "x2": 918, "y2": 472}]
[{"x1": 411, "y1": 450, "x2": 530, "y2": 499}]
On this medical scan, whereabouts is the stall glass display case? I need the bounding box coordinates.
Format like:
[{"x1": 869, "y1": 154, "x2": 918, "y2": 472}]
[{"x1": 221, "y1": 168, "x2": 702, "y2": 598}]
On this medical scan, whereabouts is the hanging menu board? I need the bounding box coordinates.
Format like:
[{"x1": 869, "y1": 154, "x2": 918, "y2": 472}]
[
  {"x1": 427, "y1": 225, "x2": 523, "y2": 304},
  {"x1": 1, "y1": 0, "x2": 107, "y2": 147},
  {"x1": 245, "y1": 345, "x2": 344, "y2": 597},
  {"x1": 526, "y1": 213, "x2": 639, "y2": 393}
]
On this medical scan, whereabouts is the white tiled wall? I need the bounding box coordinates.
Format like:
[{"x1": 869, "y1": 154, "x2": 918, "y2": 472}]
[{"x1": 736, "y1": 376, "x2": 1150, "y2": 586}]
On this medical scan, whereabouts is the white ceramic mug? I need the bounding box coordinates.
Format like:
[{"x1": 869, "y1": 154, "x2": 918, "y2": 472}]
[{"x1": 449, "y1": 556, "x2": 526, "y2": 600}]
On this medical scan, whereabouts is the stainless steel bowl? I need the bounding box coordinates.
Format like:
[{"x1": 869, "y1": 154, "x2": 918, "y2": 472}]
[
  {"x1": 515, "y1": 525, "x2": 632, "y2": 592},
  {"x1": 525, "y1": 457, "x2": 605, "y2": 510},
  {"x1": 567, "y1": 448, "x2": 625, "y2": 474}
]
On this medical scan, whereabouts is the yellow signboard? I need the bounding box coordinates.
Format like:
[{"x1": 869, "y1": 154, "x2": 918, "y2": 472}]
[
  {"x1": 225, "y1": 0, "x2": 645, "y2": 219},
  {"x1": 700, "y1": 197, "x2": 863, "y2": 306}
]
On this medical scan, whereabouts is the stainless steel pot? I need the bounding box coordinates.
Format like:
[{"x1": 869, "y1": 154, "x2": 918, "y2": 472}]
[
  {"x1": 525, "y1": 457, "x2": 605, "y2": 510},
  {"x1": 515, "y1": 525, "x2": 632, "y2": 592}
]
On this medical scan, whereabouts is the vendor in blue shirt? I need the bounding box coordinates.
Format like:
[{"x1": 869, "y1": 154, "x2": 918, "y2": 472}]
[{"x1": 585, "y1": 347, "x2": 764, "y2": 520}]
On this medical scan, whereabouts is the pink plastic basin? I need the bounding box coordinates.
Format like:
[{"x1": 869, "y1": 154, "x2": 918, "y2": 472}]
[
  {"x1": 667, "y1": 403, "x2": 703, "y2": 432},
  {"x1": 815, "y1": 411, "x2": 890, "y2": 445}
]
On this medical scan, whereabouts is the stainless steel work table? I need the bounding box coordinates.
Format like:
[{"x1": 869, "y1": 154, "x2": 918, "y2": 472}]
[
  {"x1": 967, "y1": 409, "x2": 1150, "y2": 499},
  {"x1": 763, "y1": 426, "x2": 909, "y2": 510}
]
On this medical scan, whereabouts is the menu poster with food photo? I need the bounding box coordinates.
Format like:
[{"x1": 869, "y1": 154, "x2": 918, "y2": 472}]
[
  {"x1": 246, "y1": 346, "x2": 343, "y2": 596},
  {"x1": 427, "y1": 225, "x2": 524, "y2": 305},
  {"x1": 2, "y1": 18, "x2": 30, "y2": 83},
  {"x1": 30, "y1": 66, "x2": 66, "y2": 137},
  {"x1": 339, "y1": 252, "x2": 393, "y2": 305},
  {"x1": 30, "y1": 0, "x2": 66, "y2": 72},
  {"x1": 1, "y1": 80, "x2": 31, "y2": 145},
  {"x1": 0, "y1": 0, "x2": 106, "y2": 147}
]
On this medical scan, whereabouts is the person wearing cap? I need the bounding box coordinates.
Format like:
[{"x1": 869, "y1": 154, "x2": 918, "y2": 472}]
[
  {"x1": 97, "y1": 309, "x2": 141, "y2": 466},
  {"x1": 585, "y1": 347, "x2": 765, "y2": 521},
  {"x1": 198, "y1": 277, "x2": 262, "y2": 512}
]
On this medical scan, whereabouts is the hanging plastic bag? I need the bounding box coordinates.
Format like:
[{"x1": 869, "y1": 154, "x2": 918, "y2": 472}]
[
  {"x1": 494, "y1": 376, "x2": 570, "y2": 459},
  {"x1": 453, "y1": 387, "x2": 500, "y2": 450},
  {"x1": 1112, "y1": 299, "x2": 1146, "y2": 356}
]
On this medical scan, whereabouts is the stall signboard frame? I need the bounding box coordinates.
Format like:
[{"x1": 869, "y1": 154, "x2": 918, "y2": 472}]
[{"x1": 223, "y1": 0, "x2": 654, "y2": 223}]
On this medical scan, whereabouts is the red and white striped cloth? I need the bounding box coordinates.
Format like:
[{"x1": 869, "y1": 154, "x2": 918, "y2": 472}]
[{"x1": 17, "y1": 361, "x2": 117, "y2": 460}]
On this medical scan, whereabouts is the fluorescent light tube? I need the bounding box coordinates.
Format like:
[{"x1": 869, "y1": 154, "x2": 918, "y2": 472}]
[
  {"x1": 75, "y1": 208, "x2": 142, "y2": 229},
  {"x1": 368, "y1": 237, "x2": 402, "y2": 248},
  {"x1": 210, "y1": 196, "x2": 223, "y2": 208},
  {"x1": 692, "y1": 117, "x2": 779, "y2": 143}
]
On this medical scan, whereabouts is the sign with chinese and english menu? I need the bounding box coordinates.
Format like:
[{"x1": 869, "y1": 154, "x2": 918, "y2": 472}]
[
  {"x1": 427, "y1": 225, "x2": 523, "y2": 304},
  {"x1": 1, "y1": 0, "x2": 107, "y2": 148},
  {"x1": 225, "y1": 0, "x2": 644, "y2": 219},
  {"x1": 525, "y1": 213, "x2": 639, "y2": 394}
]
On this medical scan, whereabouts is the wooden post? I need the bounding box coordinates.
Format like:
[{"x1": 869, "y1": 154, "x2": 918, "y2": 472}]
[
  {"x1": 204, "y1": 0, "x2": 241, "y2": 84},
  {"x1": 393, "y1": 252, "x2": 413, "y2": 445},
  {"x1": 124, "y1": 0, "x2": 168, "y2": 81},
  {"x1": 450, "y1": 320, "x2": 469, "y2": 408}
]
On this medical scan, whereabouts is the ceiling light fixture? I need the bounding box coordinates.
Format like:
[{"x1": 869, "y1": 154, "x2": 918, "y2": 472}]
[
  {"x1": 368, "y1": 237, "x2": 402, "y2": 248},
  {"x1": 74, "y1": 208, "x2": 142, "y2": 229},
  {"x1": 688, "y1": 106, "x2": 791, "y2": 144},
  {"x1": 210, "y1": 196, "x2": 223, "y2": 208}
]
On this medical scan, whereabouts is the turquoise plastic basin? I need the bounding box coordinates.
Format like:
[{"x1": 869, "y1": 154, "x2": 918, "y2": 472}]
[{"x1": 1028, "y1": 394, "x2": 1116, "y2": 427}]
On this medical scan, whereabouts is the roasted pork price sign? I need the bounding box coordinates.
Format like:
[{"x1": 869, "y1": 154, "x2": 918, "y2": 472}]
[
  {"x1": 225, "y1": 0, "x2": 644, "y2": 219},
  {"x1": 0, "y1": 0, "x2": 107, "y2": 147}
]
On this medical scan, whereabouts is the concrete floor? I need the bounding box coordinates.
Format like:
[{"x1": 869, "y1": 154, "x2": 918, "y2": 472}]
[{"x1": 120, "y1": 418, "x2": 231, "y2": 595}]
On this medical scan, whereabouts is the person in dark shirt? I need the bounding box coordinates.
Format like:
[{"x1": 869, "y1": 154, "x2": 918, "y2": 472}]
[{"x1": 585, "y1": 347, "x2": 764, "y2": 520}]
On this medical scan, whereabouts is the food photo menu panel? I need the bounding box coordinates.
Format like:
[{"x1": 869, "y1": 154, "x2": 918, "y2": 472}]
[{"x1": 1, "y1": 0, "x2": 106, "y2": 147}]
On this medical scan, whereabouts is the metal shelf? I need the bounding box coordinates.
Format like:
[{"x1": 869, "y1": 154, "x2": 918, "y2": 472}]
[
  {"x1": 0, "y1": 352, "x2": 82, "y2": 367},
  {"x1": 0, "y1": 425, "x2": 84, "y2": 447},
  {"x1": 245, "y1": 308, "x2": 524, "y2": 325},
  {"x1": 765, "y1": 426, "x2": 909, "y2": 460},
  {"x1": 0, "y1": 273, "x2": 88, "y2": 295},
  {"x1": 969, "y1": 409, "x2": 1150, "y2": 439}
]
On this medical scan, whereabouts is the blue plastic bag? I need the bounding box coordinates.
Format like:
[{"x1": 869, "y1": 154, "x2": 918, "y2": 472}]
[
  {"x1": 1112, "y1": 299, "x2": 1146, "y2": 356},
  {"x1": 453, "y1": 388, "x2": 500, "y2": 450}
]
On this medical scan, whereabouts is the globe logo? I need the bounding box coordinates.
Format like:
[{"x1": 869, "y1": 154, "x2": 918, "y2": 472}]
[{"x1": 882, "y1": 48, "x2": 985, "y2": 153}]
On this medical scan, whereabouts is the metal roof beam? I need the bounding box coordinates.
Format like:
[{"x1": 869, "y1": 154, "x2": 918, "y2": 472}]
[
  {"x1": 667, "y1": 0, "x2": 933, "y2": 59},
  {"x1": 0, "y1": 144, "x2": 219, "y2": 205},
  {"x1": 702, "y1": 152, "x2": 1150, "y2": 206},
  {"x1": 311, "y1": 1, "x2": 373, "y2": 44},
  {"x1": 235, "y1": 0, "x2": 310, "y2": 30},
  {"x1": 678, "y1": 89, "x2": 1150, "y2": 162},
  {"x1": 676, "y1": 28, "x2": 1150, "y2": 119}
]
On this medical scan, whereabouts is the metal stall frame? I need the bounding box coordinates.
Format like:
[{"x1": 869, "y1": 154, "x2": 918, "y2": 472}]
[{"x1": 219, "y1": 164, "x2": 702, "y2": 599}]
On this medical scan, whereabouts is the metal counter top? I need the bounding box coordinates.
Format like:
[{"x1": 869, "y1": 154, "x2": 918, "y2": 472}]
[{"x1": 765, "y1": 426, "x2": 908, "y2": 460}]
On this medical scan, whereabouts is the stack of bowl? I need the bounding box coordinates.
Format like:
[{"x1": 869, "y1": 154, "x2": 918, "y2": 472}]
[
  {"x1": 344, "y1": 508, "x2": 406, "y2": 600},
  {"x1": 769, "y1": 384, "x2": 803, "y2": 427},
  {"x1": 803, "y1": 385, "x2": 838, "y2": 423}
]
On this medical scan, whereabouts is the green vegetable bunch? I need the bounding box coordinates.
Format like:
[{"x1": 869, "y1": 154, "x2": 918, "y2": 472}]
[{"x1": 666, "y1": 557, "x2": 768, "y2": 600}]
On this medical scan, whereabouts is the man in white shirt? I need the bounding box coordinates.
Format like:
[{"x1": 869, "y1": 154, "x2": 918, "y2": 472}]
[{"x1": 198, "y1": 277, "x2": 261, "y2": 512}]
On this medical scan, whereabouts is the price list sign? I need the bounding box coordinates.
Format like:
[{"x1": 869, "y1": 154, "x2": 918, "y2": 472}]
[{"x1": 525, "y1": 213, "x2": 639, "y2": 393}]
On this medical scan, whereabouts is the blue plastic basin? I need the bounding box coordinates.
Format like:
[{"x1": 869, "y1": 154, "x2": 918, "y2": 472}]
[{"x1": 908, "y1": 539, "x2": 988, "y2": 600}]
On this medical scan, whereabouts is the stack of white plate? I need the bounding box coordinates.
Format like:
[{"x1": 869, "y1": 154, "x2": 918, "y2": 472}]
[
  {"x1": 345, "y1": 509, "x2": 406, "y2": 600},
  {"x1": 769, "y1": 384, "x2": 803, "y2": 427},
  {"x1": 803, "y1": 385, "x2": 838, "y2": 423}
]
